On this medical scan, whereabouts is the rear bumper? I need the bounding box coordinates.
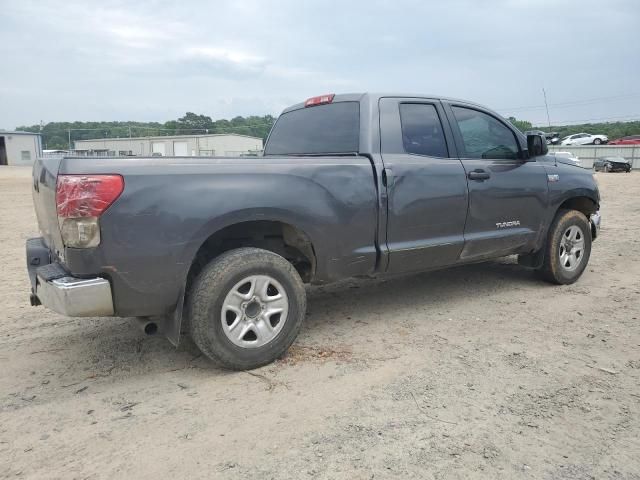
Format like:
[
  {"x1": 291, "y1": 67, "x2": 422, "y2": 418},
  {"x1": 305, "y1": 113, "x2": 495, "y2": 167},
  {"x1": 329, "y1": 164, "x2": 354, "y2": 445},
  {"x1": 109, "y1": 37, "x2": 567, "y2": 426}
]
[
  {"x1": 35, "y1": 275, "x2": 114, "y2": 316},
  {"x1": 590, "y1": 211, "x2": 601, "y2": 239},
  {"x1": 26, "y1": 237, "x2": 114, "y2": 317}
]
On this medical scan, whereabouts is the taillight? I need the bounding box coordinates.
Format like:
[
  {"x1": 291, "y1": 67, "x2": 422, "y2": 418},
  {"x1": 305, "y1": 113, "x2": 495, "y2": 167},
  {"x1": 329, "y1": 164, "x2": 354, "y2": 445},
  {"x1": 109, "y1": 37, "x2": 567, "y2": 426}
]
[
  {"x1": 56, "y1": 175, "x2": 124, "y2": 248},
  {"x1": 304, "y1": 94, "x2": 335, "y2": 107}
]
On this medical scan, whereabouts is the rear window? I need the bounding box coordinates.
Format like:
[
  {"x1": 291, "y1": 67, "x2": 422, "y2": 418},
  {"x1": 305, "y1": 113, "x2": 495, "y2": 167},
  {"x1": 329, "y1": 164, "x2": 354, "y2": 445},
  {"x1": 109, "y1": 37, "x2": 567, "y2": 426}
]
[
  {"x1": 264, "y1": 102, "x2": 359, "y2": 155},
  {"x1": 399, "y1": 103, "x2": 448, "y2": 157}
]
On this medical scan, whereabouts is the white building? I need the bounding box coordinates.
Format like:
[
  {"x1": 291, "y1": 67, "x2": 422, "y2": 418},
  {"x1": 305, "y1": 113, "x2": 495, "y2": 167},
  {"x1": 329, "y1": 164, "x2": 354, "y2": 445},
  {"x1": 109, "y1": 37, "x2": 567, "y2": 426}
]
[
  {"x1": 0, "y1": 131, "x2": 42, "y2": 166},
  {"x1": 74, "y1": 133, "x2": 263, "y2": 157}
]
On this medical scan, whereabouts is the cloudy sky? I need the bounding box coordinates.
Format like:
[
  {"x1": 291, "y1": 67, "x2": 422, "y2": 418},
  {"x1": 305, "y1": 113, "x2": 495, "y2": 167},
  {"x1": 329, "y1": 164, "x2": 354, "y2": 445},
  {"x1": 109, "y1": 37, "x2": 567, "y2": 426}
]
[{"x1": 1, "y1": 0, "x2": 638, "y2": 129}]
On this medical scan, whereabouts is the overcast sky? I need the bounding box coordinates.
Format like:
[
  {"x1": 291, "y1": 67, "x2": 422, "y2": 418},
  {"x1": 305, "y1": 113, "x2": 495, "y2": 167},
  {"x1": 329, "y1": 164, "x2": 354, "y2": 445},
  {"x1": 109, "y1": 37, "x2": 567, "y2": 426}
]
[{"x1": 1, "y1": 0, "x2": 638, "y2": 129}]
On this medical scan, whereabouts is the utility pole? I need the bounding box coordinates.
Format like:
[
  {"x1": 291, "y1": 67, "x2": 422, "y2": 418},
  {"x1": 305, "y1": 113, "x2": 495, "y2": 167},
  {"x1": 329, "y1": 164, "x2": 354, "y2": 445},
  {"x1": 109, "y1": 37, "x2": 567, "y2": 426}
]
[
  {"x1": 542, "y1": 88, "x2": 551, "y2": 129},
  {"x1": 68, "y1": 128, "x2": 72, "y2": 151}
]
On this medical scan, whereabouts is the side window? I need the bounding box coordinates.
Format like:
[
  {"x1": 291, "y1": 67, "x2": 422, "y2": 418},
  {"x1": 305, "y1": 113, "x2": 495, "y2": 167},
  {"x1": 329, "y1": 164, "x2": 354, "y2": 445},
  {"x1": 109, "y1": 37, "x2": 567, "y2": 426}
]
[
  {"x1": 399, "y1": 103, "x2": 448, "y2": 157},
  {"x1": 452, "y1": 106, "x2": 519, "y2": 160}
]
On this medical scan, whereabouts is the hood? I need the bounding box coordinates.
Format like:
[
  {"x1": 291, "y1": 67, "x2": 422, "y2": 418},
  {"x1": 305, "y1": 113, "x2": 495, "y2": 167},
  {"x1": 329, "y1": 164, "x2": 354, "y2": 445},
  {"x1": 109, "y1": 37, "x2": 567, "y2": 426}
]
[{"x1": 555, "y1": 157, "x2": 583, "y2": 168}]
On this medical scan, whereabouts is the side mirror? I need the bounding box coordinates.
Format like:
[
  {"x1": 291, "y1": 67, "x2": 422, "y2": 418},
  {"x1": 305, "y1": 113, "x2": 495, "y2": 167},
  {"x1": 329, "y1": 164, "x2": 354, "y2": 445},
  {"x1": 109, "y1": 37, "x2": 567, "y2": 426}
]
[{"x1": 527, "y1": 134, "x2": 548, "y2": 157}]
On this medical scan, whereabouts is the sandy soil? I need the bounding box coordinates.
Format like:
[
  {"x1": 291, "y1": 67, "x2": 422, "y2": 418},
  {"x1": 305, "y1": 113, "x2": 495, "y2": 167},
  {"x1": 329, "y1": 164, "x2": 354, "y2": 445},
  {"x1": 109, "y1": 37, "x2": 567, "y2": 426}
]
[{"x1": 1, "y1": 166, "x2": 639, "y2": 480}]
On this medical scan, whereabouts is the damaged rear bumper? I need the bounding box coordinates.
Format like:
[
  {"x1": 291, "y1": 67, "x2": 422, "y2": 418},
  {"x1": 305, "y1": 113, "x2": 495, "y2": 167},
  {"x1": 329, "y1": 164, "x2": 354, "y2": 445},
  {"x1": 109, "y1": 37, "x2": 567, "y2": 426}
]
[{"x1": 26, "y1": 237, "x2": 114, "y2": 317}]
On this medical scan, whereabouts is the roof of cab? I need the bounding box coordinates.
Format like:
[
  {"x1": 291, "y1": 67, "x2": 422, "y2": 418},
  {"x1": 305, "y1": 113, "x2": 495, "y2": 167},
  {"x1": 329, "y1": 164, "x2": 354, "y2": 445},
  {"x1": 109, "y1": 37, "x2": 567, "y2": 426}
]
[{"x1": 281, "y1": 92, "x2": 490, "y2": 114}]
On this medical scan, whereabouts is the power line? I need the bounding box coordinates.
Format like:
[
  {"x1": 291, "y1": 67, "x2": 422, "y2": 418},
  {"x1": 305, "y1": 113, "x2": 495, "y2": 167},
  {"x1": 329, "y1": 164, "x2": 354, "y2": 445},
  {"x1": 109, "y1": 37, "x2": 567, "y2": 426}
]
[
  {"x1": 532, "y1": 113, "x2": 640, "y2": 127},
  {"x1": 498, "y1": 93, "x2": 640, "y2": 113}
]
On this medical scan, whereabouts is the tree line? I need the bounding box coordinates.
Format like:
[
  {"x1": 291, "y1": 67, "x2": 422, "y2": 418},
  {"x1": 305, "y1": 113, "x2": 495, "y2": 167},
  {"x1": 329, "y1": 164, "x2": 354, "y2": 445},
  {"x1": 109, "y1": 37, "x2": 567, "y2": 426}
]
[
  {"x1": 508, "y1": 117, "x2": 640, "y2": 141},
  {"x1": 17, "y1": 113, "x2": 276, "y2": 150},
  {"x1": 16, "y1": 112, "x2": 640, "y2": 150}
]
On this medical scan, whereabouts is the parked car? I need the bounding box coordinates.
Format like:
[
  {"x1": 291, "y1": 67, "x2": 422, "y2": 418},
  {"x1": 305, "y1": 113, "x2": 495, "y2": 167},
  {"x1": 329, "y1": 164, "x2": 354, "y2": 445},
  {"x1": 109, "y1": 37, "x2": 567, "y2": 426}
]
[
  {"x1": 560, "y1": 133, "x2": 608, "y2": 146},
  {"x1": 26, "y1": 93, "x2": 601, "y2": 370},
  {"x1": 608, "y1": 135, "x2": 640, "y2": 145},
  {"x1": 524, "y1": 129, "x2": 546, "y2": 136},
  {"x1": 552, "y1": 151, "x2": 580, "y2": 166},
  {"x1": 546, "y1": 132, "x2": 560, "y2": 145},
  {"x1": 594, "y1": 156, "x2": 632, "y2": 173},
  {"x1": 524, "y1": 130, "x2": 559, "y2": 145}
]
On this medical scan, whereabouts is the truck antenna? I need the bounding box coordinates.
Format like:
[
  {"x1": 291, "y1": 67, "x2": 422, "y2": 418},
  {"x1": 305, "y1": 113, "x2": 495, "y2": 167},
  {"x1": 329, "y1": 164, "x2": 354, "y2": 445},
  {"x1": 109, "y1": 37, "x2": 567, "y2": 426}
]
[{"x1": 542, "y1": 88, "x2": 551, "y2": 129}]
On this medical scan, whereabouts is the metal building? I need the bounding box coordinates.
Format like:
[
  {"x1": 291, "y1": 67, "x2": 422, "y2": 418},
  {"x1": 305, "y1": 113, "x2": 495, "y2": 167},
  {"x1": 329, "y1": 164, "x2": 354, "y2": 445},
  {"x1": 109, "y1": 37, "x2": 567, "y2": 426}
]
[
  {"x1": 74, "y1": 133, "x2": 263, "y2": 157},
  {"x1": 0, "y1": 131, "x2": 42, "y2": 166}
]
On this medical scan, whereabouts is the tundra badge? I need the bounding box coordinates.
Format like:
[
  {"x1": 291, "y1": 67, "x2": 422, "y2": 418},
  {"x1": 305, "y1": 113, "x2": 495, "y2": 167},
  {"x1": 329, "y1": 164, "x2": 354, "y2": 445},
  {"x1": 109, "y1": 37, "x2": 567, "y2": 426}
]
[{"x1": 496, "y1": 220, "x2": 521, "y2": 229}]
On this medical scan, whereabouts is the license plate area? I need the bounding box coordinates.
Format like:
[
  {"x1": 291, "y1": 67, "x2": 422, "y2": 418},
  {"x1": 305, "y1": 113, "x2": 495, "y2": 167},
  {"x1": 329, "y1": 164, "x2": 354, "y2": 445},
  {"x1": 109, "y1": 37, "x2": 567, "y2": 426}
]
[{"x1": 26, "y1": 237, "x2": 52, "y2": 290}]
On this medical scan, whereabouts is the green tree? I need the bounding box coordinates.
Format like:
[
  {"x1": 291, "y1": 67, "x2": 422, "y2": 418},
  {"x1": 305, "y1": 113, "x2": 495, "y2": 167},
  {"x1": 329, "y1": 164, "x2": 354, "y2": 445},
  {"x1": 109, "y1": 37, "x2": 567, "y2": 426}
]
[{"x1": 508, "y1": 117, "x2": 533, "y2": 133}]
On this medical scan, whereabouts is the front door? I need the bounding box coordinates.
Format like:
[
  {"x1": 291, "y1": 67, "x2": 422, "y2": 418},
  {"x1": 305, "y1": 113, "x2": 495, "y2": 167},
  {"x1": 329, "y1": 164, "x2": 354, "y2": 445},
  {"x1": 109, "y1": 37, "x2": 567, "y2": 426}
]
[
  {"x1": 380, "y1": 98, "x2": 469, "y2": 273},
  {"x1": 444, "y1": 103, "x2": 549, "y2": 260}
]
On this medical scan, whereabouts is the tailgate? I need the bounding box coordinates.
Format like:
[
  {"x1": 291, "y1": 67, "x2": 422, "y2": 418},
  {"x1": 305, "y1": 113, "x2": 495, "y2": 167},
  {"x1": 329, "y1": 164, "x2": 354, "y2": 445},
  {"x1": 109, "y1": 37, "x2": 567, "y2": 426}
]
[{"x1": 32, "y1": 156, "x2": 65, "y2": 259}]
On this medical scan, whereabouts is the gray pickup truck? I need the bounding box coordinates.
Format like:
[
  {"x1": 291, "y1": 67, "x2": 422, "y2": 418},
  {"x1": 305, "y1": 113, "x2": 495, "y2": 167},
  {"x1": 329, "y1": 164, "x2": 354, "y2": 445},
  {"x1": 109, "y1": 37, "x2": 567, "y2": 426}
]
[{"x1": 27, "y1": 93, "x2": 601, "y2": 370}]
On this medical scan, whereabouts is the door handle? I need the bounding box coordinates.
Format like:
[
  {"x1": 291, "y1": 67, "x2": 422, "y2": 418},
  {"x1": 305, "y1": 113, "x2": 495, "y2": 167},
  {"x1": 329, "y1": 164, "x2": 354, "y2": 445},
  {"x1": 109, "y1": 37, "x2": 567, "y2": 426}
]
[
  {"x1": 467, "y1": 169, "x2": 491, "y2": 181},
  {"x1": 383, "y1": 167, "x2": 394, "y2": 188}
]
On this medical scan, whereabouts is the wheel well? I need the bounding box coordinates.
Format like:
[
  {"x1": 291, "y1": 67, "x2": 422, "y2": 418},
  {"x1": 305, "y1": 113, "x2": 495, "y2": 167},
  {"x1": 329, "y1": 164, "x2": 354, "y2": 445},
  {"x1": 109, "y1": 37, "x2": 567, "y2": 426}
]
[
  {"x1": 186, "y1": 221, "x2": 316, "y2": 290},
  {"x1": 556, "y1": 196, "x2": 598, "y2": 218}
]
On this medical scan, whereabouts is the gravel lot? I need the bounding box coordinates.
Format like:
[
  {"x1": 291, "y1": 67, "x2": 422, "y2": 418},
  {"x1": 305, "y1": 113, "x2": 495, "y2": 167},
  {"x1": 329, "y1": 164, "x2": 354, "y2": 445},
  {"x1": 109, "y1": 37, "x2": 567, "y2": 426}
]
[{"x1": 1, "y1": 166, "x2": 639, "y2": 479}]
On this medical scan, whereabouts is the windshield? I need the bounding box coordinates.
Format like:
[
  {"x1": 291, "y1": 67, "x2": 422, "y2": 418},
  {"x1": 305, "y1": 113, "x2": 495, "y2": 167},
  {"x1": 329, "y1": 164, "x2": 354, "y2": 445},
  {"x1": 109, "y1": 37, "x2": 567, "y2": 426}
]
[{"x1": 264, "y1": 102, "x2": 360, "y2": 155}]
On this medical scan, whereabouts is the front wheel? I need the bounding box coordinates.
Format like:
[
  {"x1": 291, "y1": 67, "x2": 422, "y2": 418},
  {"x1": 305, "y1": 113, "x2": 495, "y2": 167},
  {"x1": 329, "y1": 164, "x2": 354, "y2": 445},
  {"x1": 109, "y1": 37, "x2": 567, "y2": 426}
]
[
  {"x1": 188, "y1": 247, "x2": 307, "y2": 370},
  {"x1": 537, "y1": 209, "x2": 592, "y2": 285},
  {"x1": 594, "y1": 138, "x2": 602, "y2": 145},
  {"x1": 604, "y1": 164, "x2": 611, "y2": 173}
]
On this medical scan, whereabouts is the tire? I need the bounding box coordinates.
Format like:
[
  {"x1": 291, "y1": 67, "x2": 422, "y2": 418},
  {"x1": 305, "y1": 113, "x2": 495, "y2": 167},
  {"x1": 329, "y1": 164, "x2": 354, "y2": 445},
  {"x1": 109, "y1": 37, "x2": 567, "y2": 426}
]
[
  {"x1": 537, "y1": 209, "x2": 592, "y2": 285},
  {"x1": 594, "y1": 138, "x2": 602, "y2": 145},
  {"x1": 604, "y1": 164, "x2": 611, "y2": 173},
  {"x1": 188, "y1": 247, "x2": 307, "y2": 370}
]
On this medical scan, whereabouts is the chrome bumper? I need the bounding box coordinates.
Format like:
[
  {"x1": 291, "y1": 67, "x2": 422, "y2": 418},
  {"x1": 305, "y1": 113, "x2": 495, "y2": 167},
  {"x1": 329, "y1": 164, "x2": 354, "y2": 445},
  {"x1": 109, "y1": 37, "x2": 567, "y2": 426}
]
[
  {"x1": 27, "y1": 237, "x2": 114, "y2": 317},
  {"x1": 35, "y1": 275, "x2": 114, "y2": 317},
  {"x1": 590, "y1": 211, "x2": 601, "y2": 239}
]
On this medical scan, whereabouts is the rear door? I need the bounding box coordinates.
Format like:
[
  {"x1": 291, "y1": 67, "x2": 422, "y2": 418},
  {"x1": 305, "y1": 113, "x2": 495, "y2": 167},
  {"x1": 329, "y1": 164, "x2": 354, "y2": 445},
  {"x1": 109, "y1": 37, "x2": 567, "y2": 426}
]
[
  {"x1": 444, "y1": 103, "x2": 548, "y2": 260},
  {"x1": 380, "y1": 97, "x2": 468, "y2": 273}
]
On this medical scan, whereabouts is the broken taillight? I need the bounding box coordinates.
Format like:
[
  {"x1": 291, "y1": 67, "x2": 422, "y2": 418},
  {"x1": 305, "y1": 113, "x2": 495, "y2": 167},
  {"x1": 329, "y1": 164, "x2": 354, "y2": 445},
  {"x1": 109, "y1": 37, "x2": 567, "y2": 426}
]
[{"x1": 56, "y1": 175, "x2": 124, "y2": 248}]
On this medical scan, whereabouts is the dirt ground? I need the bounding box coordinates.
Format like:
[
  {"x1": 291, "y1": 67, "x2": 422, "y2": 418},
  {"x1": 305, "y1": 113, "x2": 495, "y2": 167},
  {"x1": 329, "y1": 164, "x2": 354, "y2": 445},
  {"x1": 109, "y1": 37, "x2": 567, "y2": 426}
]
[{"x1": 1, "y1": 166, "x2": 639, "y2": 480}]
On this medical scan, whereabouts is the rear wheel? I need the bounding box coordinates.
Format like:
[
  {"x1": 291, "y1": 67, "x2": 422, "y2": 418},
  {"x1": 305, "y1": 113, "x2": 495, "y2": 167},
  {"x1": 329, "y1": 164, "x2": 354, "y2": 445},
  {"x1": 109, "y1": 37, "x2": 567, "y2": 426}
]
[
  {"x1": 188, "y1": 247, "x2": 306, "y2": 370},
  {"x1": 604, "y1": 164, "x2": 611, "y2": 173},
  {"x1": 537, "y1": 209, "x2": 592, "y2": 285}
]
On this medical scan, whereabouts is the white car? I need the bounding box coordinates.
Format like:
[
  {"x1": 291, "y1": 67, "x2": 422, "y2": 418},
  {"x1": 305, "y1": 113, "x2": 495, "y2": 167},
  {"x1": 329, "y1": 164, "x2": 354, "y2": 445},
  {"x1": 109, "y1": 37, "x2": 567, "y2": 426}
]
[
  {"x1": 560, "y1": 133, "x2": 608, "y2": 146},
  {"x1": 552, "y1": 151, "x2": 581, "y2": 166}
]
